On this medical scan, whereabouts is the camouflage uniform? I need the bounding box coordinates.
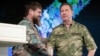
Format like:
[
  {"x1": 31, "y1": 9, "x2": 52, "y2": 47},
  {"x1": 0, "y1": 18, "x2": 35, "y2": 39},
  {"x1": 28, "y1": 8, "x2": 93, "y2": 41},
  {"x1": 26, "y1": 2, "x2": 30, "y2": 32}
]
[
  {"x1": 12, "y1": 17, "x2": 46, "y2": 56},
  {"x1": 48, "y1": 20, "x2": 97, "y2": 56}
]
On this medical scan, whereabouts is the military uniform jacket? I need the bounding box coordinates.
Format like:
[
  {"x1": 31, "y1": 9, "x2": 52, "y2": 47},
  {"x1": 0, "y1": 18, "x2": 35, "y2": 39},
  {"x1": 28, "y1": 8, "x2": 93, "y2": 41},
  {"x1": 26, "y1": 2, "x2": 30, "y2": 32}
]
[
  {"x1": 13, "y1": 17, "x2": 44, "y2": 56},
  {"x1": 48, "y1": 21, "x2": 97, "y2": 56}
]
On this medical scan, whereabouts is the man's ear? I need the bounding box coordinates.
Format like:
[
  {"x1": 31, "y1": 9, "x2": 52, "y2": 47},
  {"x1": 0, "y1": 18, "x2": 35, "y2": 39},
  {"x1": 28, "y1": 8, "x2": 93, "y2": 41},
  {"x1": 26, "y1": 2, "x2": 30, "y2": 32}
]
[
  {"x1": 71, "y1": 11, "x2": 74, "y2": 17},
  {"x1": 72, "y1": 11, "x2": 74, "y2": 15},
  {"x1": 29, "y1": 9, "x2": 34, "y2": 15}
]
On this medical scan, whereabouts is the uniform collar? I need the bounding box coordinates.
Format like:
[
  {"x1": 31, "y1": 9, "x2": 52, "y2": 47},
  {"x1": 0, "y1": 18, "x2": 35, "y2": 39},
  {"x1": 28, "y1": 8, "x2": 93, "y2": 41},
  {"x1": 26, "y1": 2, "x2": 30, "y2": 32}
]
[
  {"x1": 62, "y1": 20, "x2": 75, "y2": 27},
  {"x1": 23, "y1": 17, "x2": 34, "y2": 25}
]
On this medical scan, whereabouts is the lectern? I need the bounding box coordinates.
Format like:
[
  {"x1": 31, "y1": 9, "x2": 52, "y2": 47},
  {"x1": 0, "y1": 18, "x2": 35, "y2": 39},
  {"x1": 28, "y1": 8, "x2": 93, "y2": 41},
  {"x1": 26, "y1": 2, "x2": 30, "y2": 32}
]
[{"x1": 0, "y1": 23, "x2": 27, "y2": 56}]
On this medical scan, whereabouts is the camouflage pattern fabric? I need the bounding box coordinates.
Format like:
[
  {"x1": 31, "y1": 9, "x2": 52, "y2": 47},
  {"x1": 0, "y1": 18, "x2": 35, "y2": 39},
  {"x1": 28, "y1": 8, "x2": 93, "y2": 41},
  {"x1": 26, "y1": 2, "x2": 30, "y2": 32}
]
[
  {"x1": 48, "y1": 20, "x2": 97, "y2": 56},
  {"x1": 12, "y1": 17, "x2": 46, "y2": 56}
]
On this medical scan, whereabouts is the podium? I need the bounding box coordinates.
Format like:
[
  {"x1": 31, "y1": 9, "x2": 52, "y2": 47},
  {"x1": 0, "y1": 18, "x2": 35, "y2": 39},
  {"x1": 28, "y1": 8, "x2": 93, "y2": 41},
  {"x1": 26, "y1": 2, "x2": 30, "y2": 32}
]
[{"x1": 0, "y1": 23, "x2": 27, "y2": 56}]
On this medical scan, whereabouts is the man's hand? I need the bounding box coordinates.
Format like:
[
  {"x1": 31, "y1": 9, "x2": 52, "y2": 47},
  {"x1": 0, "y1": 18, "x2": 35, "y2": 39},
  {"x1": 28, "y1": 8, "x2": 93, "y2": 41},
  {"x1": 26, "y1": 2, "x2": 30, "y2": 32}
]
[{"x1": 88, "y1": 49, "x2": 97, "y2": 56}]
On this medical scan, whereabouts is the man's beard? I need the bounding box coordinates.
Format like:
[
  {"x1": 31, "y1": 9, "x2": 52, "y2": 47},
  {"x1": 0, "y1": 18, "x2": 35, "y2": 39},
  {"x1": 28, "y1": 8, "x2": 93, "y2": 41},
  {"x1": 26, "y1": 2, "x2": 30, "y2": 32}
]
[{"x1": 32, "y1": 17, "x2": 40, "y2": 26}]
